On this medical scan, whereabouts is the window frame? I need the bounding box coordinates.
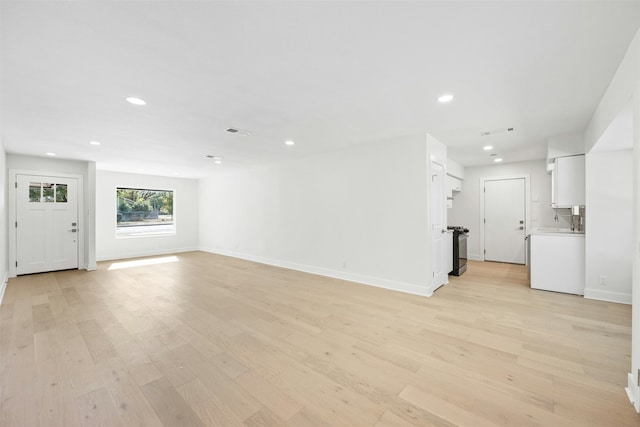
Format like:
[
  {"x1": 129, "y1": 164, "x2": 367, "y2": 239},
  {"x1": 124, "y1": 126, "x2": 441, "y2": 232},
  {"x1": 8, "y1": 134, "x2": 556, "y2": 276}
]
[{"x1": 115, "y1": 187, "x2": 176, "y2": 238}]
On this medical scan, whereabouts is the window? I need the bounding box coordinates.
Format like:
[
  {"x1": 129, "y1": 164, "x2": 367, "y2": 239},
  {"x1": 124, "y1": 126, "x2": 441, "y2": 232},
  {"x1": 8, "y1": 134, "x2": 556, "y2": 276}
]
[{"x1": 116, "y1": 187, "x2": 174, "y2": 237}]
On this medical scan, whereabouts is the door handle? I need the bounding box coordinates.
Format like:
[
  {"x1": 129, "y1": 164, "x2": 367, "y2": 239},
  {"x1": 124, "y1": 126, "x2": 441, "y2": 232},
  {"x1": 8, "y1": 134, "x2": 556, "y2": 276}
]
[
  {"x1": 69, "y1": 229, "x2": 77, "y2": 233},
  {"x1": 519, "y1": 226, "x2": 524, "y2": 230},
  {"x1": 442, "y1": 229, "x2": 447, "y2": 233}
]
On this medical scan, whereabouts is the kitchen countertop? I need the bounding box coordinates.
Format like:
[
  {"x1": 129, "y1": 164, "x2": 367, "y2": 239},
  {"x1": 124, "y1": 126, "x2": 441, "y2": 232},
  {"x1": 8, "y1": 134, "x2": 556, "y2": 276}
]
[{"x1": 529, "y1": 227, "x2": 585, "y2": 236}]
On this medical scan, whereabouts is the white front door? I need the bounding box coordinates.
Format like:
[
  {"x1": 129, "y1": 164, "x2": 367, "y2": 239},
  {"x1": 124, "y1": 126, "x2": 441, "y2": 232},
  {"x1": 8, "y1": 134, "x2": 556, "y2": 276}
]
[
  {"x1": 484, "y1": 178, "x2": 526, "y2": 264},
  {"x1": 16, "y1": 174, "x2": 79, "y2": 275},
  {"x1": 431, "y1": 162, "x2": 447, "y2": 289}
]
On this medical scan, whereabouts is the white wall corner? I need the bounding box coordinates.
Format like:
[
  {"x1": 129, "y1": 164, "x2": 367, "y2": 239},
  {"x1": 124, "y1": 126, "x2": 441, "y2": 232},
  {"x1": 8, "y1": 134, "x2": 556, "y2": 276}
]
[
  {"x1": 583, "y1": 288, "x2": 632, "y2": 305},
  {"x1": 0, "y1": 272, "x2": 8, "y2": 306},
  {"x1": 626, "y1": 372, "x2": 640, "y2": 412},
  {"x1": 199, "y1": 247, "x2": 432, "y2": 298}
]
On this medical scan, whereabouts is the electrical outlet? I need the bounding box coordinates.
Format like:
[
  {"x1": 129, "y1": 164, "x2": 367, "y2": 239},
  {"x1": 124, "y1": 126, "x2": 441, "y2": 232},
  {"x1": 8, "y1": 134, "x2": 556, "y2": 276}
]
[{"x1": 599, "y1": 275, "x2": 608, "y2": 286}]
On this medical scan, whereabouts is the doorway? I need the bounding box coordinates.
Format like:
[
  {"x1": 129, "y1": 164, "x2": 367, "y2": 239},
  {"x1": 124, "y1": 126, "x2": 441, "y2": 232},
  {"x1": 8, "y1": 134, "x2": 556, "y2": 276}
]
[
  {"x1": 11, "y1": 172, "x2": 83, "y2": 276},
  {"x1": 482, "y1": 177, "x2": 528, "y2": 264}
]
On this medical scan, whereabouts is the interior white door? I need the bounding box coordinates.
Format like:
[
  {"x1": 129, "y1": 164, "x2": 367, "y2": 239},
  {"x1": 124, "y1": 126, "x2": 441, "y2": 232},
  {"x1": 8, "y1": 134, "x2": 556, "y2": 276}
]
[
  {"x1": 484, "y1": 178, "x2": 526, "y2": 264},
  {"x1": 431, "y1": 162, "x2": 447, "y2": 289},
  {"x1": 16, "y1": 175, "x2": 79, "y2": 275}
]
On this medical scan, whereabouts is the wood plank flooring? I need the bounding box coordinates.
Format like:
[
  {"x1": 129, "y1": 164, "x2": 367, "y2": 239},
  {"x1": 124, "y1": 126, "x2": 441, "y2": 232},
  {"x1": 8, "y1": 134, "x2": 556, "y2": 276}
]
[{"x1": 1, "y1": 252, "x2": 637, "y2": 426}]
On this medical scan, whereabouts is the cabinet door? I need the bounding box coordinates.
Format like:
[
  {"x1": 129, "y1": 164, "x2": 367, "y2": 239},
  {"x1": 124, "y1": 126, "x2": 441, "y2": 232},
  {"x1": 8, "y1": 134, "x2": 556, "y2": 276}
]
[
  {"x1": 448, "y1": 176, "x2": 462, "y2": 192},
  {"x1": 555, "y1": 155, "x2": 585, "y2": 207}
]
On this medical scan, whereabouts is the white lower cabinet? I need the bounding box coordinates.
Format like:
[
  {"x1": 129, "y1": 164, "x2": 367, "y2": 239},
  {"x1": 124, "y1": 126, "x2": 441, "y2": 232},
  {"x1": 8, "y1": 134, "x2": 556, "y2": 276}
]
[{"x1": 530, "y1": 233, "x2": 585, "y2": 295}]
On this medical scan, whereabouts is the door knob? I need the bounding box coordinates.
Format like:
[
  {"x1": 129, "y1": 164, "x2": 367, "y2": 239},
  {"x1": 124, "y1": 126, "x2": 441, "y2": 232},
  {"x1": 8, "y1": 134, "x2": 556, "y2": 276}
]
[{"x1": 69, "y1": 229, "x2": 77, "y2": 233}]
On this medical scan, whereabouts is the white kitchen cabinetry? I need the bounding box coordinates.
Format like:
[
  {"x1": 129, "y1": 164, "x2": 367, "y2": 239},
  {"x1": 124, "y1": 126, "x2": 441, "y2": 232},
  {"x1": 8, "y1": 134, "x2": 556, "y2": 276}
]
[
  {"x1": 553, "y1": 155, "x2": 585, "y2": 207},
  {"x1": 530, "y1": 232, "x2": 585, "y2": 295},
  {"x1": 446, "y1": 175, "x2": 462, "y2": 200}
]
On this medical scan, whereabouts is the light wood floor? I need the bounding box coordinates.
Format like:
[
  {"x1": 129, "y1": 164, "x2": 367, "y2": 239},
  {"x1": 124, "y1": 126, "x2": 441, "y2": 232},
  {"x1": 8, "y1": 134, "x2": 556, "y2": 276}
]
[{"x1": 1, "y1": 252, "x2": 637, "y2": 426}]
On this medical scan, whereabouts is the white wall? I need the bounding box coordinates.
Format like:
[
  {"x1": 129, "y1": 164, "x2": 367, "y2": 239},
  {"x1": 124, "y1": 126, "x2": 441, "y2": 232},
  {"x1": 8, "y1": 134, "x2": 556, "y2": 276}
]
[
  {"x1": 547, "y1": 131, "x2": 584, "y2": 161},
  {"x1": 0, "y1": 139, "x2": 7, "y2": 302},
  {"x1": 96, "y1": 170, "x2": 199, "y2": 261},
  {"x1": 584, "y1": 150, "x2": 633, "y2": 304},
  {"x1": 199, "y1": 134, "x2": 432, "y2": 296},
  {"x1": 584, "y1": 28, "x2": 640, "y2": 411},
  {"x1": 448, "y1": 159, "x2": 565, "y2": 260},
  {"x1": 447, "y1": 158, "x2": 464, "y2": 179},
  {"x1": 633, "y1": 78, "x2": 640, "y2": 412},
  {"x1": 0, "y1": 0, "x2": 5, "y2": 301},
  {"x1": 6, "y1": 154, "x2": 96, "y2": 273}
]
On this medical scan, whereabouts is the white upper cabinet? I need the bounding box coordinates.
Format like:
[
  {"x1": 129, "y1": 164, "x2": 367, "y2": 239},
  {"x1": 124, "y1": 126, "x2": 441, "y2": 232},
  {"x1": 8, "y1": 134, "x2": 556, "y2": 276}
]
[
  {"x1": 446, "y1": 175, "x2": 462, "y2": 199},
  {"x1": 553, "y1": 155, "x2": 585, "y2": 207}
]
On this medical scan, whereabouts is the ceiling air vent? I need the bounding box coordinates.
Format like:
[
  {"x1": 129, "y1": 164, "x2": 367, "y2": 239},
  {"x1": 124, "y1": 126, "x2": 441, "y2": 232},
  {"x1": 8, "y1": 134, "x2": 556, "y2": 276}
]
[
  {"x1": 225, "y1": 128, "x2": 251, "y2": 136},
  {"x1": 481, "y1": 127, "x2": 514, "y2": 137}
]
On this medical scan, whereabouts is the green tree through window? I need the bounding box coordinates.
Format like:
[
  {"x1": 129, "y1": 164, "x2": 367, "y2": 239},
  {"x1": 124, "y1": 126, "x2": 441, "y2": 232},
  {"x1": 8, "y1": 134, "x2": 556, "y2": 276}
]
[{"x1": 116, "y1": 187, "x2": 174, "y2": 237}]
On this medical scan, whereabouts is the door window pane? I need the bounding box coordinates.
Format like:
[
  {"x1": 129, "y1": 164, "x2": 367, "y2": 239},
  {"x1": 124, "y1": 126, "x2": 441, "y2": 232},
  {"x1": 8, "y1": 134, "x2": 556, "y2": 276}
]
[
  {"x1": 56, "y1": 184, "x2": 68, "y2": 203},
  {"x1": 43, "y1": 183, "x2": 54, "y2": 202},
  {"x1": 29, "y1": 182, "x2": 41, "y2": 202}
]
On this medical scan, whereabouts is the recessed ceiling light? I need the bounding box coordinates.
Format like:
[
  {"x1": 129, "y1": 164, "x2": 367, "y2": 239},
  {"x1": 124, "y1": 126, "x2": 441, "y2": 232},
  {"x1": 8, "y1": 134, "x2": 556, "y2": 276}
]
[
  {"x1": 126, "y1": 97, "x2": 146, "y2": 106},
  {"x1": 483, "y1": 145, "x2": 493, "y2": 151},
  {"x1": 206, "y1": 155, "x2": 223, "y2": 164},
  {"x1": 45, "y1": 152, "x2": 56, "y2": 156},
  {"x1": 285, "y1": 140, "x2": 295, "y2": 146},
  {"x1": 494, "y1": 158, "x2": 503, "y2": 163},
  {"x1": 438, "y1": 94, "x2": 454, "y2": 103},
  {"x1": 89, "y1": 140, "x2": 101, "y2": 146}
]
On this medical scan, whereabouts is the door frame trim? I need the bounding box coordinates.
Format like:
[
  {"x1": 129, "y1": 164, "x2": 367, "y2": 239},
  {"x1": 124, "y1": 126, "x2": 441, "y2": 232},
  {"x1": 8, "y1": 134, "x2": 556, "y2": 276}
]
[
  {"x1": 9, "y1": 169, "x2": 84, "y2": 277},
  {"x1": 479, "y1": 174, "x2": 530, "y2": 262}
]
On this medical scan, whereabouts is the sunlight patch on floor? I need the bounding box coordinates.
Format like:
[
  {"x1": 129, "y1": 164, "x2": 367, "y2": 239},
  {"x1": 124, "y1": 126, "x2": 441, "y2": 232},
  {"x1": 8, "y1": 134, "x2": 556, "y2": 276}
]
[{"x1": 108, "y1": 256, "x2": 179, "y2": 270}]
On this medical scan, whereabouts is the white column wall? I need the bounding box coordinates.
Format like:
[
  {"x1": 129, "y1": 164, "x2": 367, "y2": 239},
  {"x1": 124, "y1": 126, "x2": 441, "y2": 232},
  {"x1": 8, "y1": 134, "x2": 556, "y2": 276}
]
[
  {"x1": 584, "y1": 28, "x2": 640, "y2": 412},
  {"x1": 584, "y1": 150, "x2": 633, "y2": 304}
]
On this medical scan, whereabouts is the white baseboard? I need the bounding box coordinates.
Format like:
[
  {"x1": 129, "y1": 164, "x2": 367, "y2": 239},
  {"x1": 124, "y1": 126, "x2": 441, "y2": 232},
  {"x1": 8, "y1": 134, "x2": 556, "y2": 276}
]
[
  {"x1": 468, "y1": 253, "x2": 483, "y2": 261},
  {"x1": 97, "y1": 246, "x2": 199, "y2": 262},
  {"x1": 626, "y1": 372, "x2": 640, "y2": 412},
  {"x1": 0, "y1": 271, "x2": 8, "y2": 306},
  {"x1": 584, "y1": 288, "x2": 632, "y2": 305},
  {"x1": 199, "y1": 247, "x2": 431, "y2": 297}
]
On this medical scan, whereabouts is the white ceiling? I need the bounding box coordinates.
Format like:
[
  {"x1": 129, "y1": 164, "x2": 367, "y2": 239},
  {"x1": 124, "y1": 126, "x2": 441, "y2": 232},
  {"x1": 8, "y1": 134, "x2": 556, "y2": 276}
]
[{"x1": 2, "y1": 1, "x2": 640, "y2": 178}]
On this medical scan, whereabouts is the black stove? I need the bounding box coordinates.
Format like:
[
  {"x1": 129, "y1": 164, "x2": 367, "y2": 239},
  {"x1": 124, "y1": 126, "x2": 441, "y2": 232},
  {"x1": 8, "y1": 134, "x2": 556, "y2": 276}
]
[
  {"x1": 447, "y1": 226, "x2": 469, "y2": 234},
  {"x1": 448, "y1": 226, "x2": 469, "y2": 276}
]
